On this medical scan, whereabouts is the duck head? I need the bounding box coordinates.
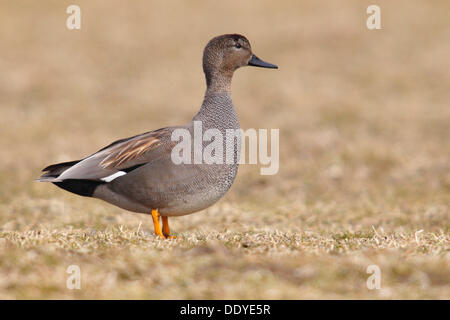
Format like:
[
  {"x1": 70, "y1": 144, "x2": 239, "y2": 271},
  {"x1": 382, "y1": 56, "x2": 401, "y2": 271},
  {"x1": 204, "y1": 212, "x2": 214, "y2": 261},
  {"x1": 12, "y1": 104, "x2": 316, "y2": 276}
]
[{"x1": 203, "y1": 34, "x2": 277, "y2": 91}]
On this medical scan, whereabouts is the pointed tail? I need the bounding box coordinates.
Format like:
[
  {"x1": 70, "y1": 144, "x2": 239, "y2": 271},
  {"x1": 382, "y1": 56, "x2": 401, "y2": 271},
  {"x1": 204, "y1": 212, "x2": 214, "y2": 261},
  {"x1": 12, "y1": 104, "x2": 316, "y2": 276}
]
[{"x1": 36, "y1": 160, "x2": 81, "y2": 182}]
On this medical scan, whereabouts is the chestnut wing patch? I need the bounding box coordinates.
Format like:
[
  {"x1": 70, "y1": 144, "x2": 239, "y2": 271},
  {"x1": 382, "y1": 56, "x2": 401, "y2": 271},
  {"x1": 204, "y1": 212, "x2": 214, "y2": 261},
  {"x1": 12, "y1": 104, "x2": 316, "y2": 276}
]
[
  {"x1": 100, "y1": 134, "x2": 162, "y2": 169},
  {"x1": 40, "y1": 128, "x2": 172, "y2": 182}
]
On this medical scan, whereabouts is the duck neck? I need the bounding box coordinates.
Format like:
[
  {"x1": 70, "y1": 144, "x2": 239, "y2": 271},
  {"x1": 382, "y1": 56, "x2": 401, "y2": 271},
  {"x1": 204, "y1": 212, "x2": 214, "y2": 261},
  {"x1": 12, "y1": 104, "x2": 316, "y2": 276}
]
[
  {"x1": 193, "y1": 82, "x2": 239, "y2": 131},
  {"x1": 205, "y1": 69, "x2": 233, "y2": 93}
]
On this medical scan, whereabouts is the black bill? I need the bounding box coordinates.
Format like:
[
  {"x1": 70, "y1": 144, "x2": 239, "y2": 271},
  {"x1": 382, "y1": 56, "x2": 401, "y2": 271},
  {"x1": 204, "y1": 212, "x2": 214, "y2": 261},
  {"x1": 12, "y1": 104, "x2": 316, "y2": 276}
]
[{"x1": 248, "y1": 54, "x2": 278, "y2": 69}]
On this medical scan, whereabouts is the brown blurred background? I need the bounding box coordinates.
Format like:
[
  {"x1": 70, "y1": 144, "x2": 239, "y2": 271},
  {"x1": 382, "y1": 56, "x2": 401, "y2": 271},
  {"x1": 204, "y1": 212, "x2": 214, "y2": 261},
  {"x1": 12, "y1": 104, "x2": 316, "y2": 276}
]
[{"x1": 0, "y1": 0, "x2": 448, "y2": 299}]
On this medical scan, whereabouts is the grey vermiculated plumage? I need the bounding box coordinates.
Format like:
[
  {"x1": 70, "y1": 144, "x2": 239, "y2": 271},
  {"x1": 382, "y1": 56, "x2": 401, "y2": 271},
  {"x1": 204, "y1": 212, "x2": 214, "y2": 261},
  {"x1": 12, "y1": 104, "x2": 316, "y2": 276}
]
[
  {"x1": 94, "y1": 90, "x2": 241, "y2": 216},
  {"x1": 38, "y1": 34, "x2": 277, "y2": 218}
]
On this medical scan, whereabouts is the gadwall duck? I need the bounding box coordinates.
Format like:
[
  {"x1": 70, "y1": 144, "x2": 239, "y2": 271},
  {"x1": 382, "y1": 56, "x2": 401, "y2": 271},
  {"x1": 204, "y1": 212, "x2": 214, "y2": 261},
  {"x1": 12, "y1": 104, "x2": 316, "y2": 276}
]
[{"x1": 38, "y1": 34, "x2": 277, "y2": 239}]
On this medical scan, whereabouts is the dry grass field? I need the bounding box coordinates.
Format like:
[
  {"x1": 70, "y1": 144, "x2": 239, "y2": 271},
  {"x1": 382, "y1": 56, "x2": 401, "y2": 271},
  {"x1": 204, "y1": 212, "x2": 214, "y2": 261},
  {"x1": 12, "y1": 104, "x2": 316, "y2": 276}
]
[{"x1": 0, "y1": 1, "x2": 449, "y2": 299}]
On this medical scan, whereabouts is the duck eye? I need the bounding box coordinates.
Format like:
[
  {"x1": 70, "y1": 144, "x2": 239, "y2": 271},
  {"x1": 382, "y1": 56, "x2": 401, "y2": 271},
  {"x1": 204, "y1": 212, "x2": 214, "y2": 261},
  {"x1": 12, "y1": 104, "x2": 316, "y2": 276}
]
[{"x1": 235, "y1": 43, "x2": 242, "y2": 49}]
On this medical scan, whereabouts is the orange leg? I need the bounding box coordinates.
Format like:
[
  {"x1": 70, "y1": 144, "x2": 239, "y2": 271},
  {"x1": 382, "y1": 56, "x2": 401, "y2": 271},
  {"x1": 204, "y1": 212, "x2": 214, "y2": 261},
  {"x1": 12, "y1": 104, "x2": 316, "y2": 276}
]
[
  {"x1": 162, "y1": 216, "x2": 176, "y2": 239},
  {"x1": 151, "y1": 209, "x2": 165, "y2": 239}
]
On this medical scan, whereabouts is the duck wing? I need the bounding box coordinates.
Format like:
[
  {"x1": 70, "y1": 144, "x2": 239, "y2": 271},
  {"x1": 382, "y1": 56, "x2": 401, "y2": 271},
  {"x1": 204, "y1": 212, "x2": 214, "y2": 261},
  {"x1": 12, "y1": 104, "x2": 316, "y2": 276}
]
[{"x1": 39, "y1": 127, "x2": 175, "y2": 182}]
